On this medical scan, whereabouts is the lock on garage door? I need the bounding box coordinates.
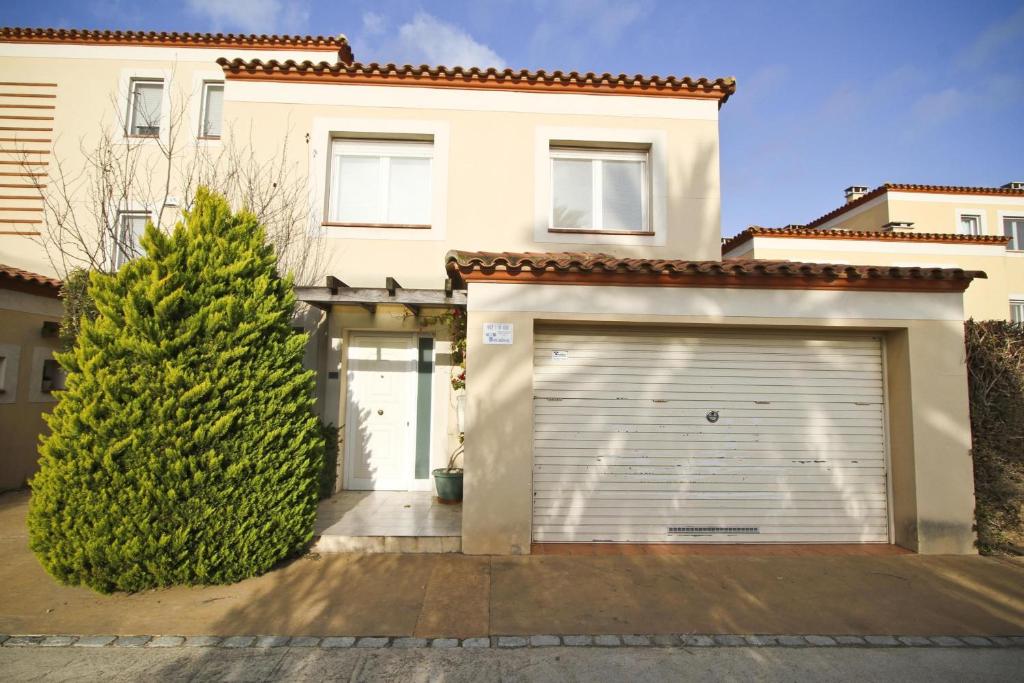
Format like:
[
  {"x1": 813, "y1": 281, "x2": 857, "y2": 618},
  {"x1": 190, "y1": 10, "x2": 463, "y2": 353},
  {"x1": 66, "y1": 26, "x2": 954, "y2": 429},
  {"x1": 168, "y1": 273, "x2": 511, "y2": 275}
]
[{"x1": 532, "y1": 328, "x2": 890, "y2": 544}]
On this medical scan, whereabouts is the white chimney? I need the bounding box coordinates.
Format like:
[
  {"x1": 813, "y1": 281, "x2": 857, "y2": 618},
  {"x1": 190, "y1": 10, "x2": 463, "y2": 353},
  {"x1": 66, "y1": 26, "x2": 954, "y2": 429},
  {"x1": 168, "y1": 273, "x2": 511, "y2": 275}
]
[
  {"x1": 844, "y1": 185, "x2": 869, "y2": 203},
  {"x1": 882, "y1": 221, "x2": 914, "y2": 232},
  {"x1": 1001, "y1": 181, "x2": 1024, "y2": 191}
]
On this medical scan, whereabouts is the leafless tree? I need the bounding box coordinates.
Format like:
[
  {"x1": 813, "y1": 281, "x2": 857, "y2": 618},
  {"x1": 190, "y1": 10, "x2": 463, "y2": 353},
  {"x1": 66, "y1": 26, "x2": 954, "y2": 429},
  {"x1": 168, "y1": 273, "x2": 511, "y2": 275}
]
[{"x1": 19, "y1": 64, "x2": 326, "y2": 285}]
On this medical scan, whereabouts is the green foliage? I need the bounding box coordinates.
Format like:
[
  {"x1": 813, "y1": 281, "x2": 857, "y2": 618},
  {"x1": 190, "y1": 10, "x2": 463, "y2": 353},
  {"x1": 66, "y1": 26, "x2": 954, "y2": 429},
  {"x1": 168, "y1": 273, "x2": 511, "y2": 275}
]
[
  {"x1": 319, "y1": 422, "x2": 342, "y2": 500},
  {"x1": 29, "y1": 188, "x2": 323, "y2": 593},
  {"x1": 965, "y1": 320, "x2": 1024, "y2": 554},
  {"x1": 59, "y1": 268, "x2": 98, "y2": 349}
]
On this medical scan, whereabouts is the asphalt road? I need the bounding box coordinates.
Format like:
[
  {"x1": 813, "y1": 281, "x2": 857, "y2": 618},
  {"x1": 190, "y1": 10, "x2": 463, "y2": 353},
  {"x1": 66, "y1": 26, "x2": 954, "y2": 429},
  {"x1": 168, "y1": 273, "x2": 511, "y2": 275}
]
[{"x1": 2, "y1": 646, "x2": 1022, "y2": 682}]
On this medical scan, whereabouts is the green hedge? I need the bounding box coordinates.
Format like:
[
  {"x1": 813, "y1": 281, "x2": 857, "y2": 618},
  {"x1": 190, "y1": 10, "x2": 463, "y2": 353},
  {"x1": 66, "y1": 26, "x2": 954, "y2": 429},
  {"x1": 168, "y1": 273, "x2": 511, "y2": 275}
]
[
  {"x1": 29, "y1": 188, "x2": 323, "y2": 593},
  {"x1": 965, "y1": 320, "x2": 1024, "y2": 554}
]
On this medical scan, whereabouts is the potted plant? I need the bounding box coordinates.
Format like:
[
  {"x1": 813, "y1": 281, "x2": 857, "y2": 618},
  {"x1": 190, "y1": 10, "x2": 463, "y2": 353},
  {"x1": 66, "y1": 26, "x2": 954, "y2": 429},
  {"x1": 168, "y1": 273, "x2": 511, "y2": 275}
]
[{"x1": 433, "y1": 440, "x2": 464, "y2": 503}]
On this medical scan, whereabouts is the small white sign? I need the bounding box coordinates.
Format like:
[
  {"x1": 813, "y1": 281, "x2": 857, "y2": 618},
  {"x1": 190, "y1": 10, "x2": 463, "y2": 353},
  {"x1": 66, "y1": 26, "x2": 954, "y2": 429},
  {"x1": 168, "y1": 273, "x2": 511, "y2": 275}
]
[
  {"x1": 551, "y1": 350, "x2": 569, "y2": 361},
  {"x1": 483, "y1": 322, "x2": 514, "y2": 345}
]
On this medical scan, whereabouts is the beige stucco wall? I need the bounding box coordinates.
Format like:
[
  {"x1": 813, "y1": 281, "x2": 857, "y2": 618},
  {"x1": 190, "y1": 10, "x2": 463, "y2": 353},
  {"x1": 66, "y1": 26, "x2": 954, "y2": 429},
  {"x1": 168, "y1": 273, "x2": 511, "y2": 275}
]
[
  {"x1": 814, "y1": 198, "x2": 890, "y2": 232},
  {"x1": 0, "y1": 290, "x2": 62, "y2": 490},
  {"x1": 884, "y1": 195, "x2": 1024, "y2": 239},
  {"x1": 0, "y1": 44, "x2": 723, "y2": 287},
  {"x1": 736, "y1": 239, "x2": 1022, "y2": 321},
  {"x1": 0, "y1": 42, "x2": 348, "y2": 277},
  {"x1": 462, "y1": 281, "x2": 977, "y2": 555},
  {"x1": 223, "y1": 96, "x2": 721, "y2": 289}
]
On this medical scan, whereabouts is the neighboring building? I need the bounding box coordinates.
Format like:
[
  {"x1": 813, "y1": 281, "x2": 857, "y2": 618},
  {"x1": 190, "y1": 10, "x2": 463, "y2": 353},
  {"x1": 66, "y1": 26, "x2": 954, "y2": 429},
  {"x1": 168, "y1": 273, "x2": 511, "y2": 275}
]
[
  {"x1": 0, "y1": 27, "x2": 984, "y2": 555},
  {"x1": 723, "y1": 183, "x2": 1024, "y2": 321},
  {"x1": 0, "y1": 265, "x2": 62, "y2": 491}
]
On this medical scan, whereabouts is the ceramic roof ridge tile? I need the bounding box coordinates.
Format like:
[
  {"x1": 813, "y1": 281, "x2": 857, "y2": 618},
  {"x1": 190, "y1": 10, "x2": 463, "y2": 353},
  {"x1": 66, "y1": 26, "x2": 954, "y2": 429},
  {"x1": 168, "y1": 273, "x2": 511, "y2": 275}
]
[
  {"x1": 445, "y1": 250, "x2": 985, "y2": 290},
  {"x1": 216, "y1": 58, "x2": 736, "y2": 102},
  {"x1": 806, "y1": 183, "x2": 1024, "y2": 228},
  {"x1": 0, "y1": 263, "x2": 62, "y2": 289},
  {"x1": 0, "y1": 27, "x2": 353, "y2": 60},
  {"x1": 721, "y1": 226, "x2": 1011, "y2": 253}
]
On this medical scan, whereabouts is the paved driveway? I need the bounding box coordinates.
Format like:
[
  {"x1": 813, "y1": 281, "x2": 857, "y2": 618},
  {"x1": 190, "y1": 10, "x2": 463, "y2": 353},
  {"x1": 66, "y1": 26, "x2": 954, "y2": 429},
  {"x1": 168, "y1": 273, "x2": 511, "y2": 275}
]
[{"x1": 2, "y1": 491, "x2": 1023, "y2": 638}]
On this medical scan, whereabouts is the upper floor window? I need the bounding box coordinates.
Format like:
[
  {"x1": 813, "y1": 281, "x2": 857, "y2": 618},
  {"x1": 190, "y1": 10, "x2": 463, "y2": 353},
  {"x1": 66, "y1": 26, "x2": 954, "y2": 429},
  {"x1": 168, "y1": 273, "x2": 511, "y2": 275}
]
[
  {"x1": 113, "y1": 211, "x2": 149, "y2": 269},
  {"x1": 326, "y1": 138, "x2": 433, "y2": 227},
  {"x1": 959, "y1": 213, "x2": 982, "y2": 236},
  {"x1": 1004, "y1": 216, "x2": 1024, "y2": 251},
  {"x1": 1011, "y1": 299, "x2": 1024, "y2": 324},
  {"x1": 200, "y1": 81, "x2": 224, "y2": 139},
  {"x1": 550, "y1": 146, "x2": 650, "y2": 234},
  {"x1": 127, "y1": 78, "x2": 164, "y2": 137}
]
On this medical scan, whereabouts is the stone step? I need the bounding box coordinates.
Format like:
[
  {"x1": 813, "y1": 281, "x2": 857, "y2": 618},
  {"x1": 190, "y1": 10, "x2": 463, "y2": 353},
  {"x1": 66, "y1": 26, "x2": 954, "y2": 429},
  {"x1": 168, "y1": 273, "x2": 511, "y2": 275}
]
[{"x1": 314, "y1": 535, "x2": 462, "y2": 554}]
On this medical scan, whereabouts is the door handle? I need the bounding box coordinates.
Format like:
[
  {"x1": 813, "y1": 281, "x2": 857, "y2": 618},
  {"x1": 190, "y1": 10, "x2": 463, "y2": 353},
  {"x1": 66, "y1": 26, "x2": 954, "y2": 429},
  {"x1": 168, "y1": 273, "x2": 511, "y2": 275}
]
[{"x1": 377, "y1": 409, "x2": 384, "y2": 416}]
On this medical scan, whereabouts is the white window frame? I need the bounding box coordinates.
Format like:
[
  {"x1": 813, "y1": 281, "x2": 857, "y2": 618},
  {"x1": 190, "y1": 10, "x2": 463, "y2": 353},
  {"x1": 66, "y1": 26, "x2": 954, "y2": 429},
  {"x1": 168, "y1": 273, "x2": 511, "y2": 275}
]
[
  {"x1": 126, "y1": 78, "x2": 165, "y2": 138},
  {"x1": 549, "y1": 146, "x2": 651, "y2": 235},
  {"x1": 1001, "y1": 214, "x2": 1024, "y2": 251},
  {"x1": 325, "y1": 138, "x2": 434, "y2": 227},
  {"x1": 198, "y1": 80, "x2": 224, "y2": 139},
  {"x1": 308, "y1": 118, "x2": 450, "y2": 241},
  {"x1": 535, "y1": 126, "x2": 668, "y2": 246},
  {"x1": 0, "y1": 344, "x2": 20, "y2": 404},
  {"x1": 115, "y1": 69, "x2": 171, "y2": 146},
  {"x1": 1010, "y1": 297, "x2": 1024, "y2": 324},
  {"x1": 111, "y1": 209, "x2": 153, "y2": 270},
  {"x1": 955, "y1": 209, "x2": 985, "y2": 236}
]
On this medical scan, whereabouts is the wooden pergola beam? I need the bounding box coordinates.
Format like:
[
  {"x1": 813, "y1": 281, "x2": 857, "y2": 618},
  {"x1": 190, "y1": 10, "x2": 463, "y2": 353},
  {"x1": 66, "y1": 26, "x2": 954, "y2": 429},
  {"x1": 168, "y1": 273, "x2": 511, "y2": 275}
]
[{"x1": 295, "y1": 285, "x2": 466, "y2": 309}]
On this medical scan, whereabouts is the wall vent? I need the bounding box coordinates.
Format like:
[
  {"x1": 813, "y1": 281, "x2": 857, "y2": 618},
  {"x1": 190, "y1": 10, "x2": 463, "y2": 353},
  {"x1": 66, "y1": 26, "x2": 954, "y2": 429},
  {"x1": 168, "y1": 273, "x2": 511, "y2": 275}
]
[{"x1": 668, "y1": 526, "x2": 760, "y2": 535}]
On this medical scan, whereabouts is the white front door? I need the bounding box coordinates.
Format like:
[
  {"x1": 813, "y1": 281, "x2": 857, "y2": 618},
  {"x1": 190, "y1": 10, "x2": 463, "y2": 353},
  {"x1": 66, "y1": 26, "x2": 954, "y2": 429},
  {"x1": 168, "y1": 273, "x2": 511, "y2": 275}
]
[{"x1": 345, "y1": 334, "x2": 418, "y2": 491}]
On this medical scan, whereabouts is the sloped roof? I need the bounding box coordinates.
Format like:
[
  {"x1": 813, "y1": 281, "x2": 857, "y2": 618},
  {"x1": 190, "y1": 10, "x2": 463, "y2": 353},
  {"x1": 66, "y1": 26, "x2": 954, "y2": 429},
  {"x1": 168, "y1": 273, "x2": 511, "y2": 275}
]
[
  {"x1": 0, "y1": 27, "x2": 353, "y2": 61},
  {"x1": 722, "y1": 226, "x2": 1010, "y2": 254},
  {"x1": 217, "y1": 59, "x2": 736, "y2": 103},
  {"x1": 446, "y1": 250, "x2": 983, "y2": 293},
  {"x1": 0, "y1": 263, "x2": 61, "y2": 297},
  {"x1": 807, "y1": 183, "x2": 1024, "y2": 228}
]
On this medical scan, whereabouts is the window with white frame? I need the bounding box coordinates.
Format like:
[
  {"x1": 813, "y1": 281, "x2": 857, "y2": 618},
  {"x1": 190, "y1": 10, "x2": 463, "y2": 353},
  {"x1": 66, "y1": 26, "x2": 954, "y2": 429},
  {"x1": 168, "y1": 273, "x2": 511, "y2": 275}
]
[
  {"x1": 959, "y1": 213, "x2": 982, "y2": 236},
  {"x1": 40, "y1": 358, "x2": 66, "y2": 394},
  {"x1": 1004, "y1": 216, "x2": 1024, "y2": 250},
  {"x1": 550, "y1": 146, "x2": 650, "y2": 233},
  {"x1": 113, "y1": 211, "x2": 150, "y2": 269},
  {"x1": 326, "y1": 138, "x2": 433, "y2": 227},
  {"x1": 200, "y1": 81, "x2": 224, "y2": 138},
  {"x1": 127, "y1": 78, "x2": 164, "y2": 137},
  {"x1": 1012, "y1": 299, "x2": 1024, "y2": 324}
]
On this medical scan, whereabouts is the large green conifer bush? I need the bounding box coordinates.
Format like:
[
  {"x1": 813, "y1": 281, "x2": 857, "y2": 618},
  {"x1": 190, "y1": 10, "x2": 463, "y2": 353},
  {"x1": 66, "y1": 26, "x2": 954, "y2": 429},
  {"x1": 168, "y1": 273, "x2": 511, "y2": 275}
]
[{"x1": 29, "y1": 188, "x2": 323, "y2": 593}]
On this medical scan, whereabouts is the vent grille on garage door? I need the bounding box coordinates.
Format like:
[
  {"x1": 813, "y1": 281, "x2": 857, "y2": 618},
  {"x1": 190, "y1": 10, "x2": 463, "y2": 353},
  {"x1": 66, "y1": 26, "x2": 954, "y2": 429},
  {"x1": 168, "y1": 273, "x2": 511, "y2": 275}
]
[{"x1": 668, "y1": 526, "x2": 760, "y2": 536}]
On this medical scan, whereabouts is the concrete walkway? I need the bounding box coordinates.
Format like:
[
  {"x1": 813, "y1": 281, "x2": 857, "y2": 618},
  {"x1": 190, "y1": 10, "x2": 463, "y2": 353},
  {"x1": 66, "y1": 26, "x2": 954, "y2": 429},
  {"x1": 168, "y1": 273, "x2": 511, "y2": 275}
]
[
  {"x1": 2, "y1": 491, "x2": 1023, "y2": 638},
  {"x1": 3, "y1": 645, "x2": 1024, "y2": 682}
]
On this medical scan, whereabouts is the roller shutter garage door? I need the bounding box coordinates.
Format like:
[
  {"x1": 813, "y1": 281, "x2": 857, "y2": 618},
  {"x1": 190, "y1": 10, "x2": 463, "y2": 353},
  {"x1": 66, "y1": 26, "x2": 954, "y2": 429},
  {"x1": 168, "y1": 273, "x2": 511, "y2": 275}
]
[{"x1": 532, "y1": 328, "x2": 889, "y2": 544}]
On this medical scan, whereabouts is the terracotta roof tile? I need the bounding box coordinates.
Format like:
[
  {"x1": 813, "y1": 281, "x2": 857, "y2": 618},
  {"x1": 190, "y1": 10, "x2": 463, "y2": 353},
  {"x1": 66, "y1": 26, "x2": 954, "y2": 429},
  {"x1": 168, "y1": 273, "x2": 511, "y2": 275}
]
[
  {"x1": 722, "y1": 226, "x2": 1010, "y2": 254},
  {"x1": 0, "y1": 27, "x2": 353, "y2": 61},
  {"x1": 806, "y1": 183, "x2": 1024, "y2": 228},
  {"x1": 217, "y1": 59, "x2": 736, "y2": 103},
  {"x1": 0, "y1": 263, "x2": 61, "y2": 296},
  {"x1": 446, "y1": 250, "x2": 983, "y2": 293}
]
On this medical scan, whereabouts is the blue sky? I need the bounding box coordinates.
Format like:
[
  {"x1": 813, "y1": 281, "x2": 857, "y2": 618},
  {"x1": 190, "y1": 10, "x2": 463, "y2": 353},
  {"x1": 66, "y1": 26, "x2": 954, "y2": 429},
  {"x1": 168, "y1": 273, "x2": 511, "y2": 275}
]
[{"x1": 3, "y1": 0, "x2": 1023, "y2": 235}]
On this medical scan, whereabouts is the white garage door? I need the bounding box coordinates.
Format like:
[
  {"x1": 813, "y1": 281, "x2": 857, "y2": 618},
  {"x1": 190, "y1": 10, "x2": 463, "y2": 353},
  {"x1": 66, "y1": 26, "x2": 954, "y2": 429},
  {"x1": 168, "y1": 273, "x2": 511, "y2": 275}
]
[{"x1": 532, "y1": 328, "x2": 890, "y2": 544}]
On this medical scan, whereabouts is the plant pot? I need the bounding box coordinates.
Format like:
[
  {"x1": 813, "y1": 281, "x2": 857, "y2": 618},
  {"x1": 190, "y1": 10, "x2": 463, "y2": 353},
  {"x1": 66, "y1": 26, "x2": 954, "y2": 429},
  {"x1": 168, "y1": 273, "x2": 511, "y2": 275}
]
[{"x1": 432, "y1": 468, "x2": 463, "y2": 503}]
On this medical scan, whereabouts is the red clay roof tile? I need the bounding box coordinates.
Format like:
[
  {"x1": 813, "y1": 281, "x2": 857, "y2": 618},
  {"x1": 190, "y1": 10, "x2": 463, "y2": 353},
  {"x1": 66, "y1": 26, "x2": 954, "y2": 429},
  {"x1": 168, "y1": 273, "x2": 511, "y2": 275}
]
[
  {"x1": 217, "y1": 59, "x2": 736, "y2": 103},
  {"x1": 0, "y1": 27, "x2": 352, "y2": 61},
  {"x1": 446, "y1": 250, "x2": 984, "y2": 293},
  {"x1": 0, "y1": 263, "x2": 61, "y2": 296},
  {"x1": 721, "y1": 226, "x2": 1010, "y2": 254},
  {"x1": 806, "y1": 183, "x2": 1024, "y2": 228}
]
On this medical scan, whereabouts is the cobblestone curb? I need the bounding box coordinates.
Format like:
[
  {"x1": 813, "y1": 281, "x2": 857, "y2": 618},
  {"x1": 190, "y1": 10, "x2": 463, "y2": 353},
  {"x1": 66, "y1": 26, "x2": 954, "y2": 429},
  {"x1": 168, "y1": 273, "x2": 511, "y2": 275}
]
[{"x1": 1, "y1": 633, "x2": 1021, "y2": 650}]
